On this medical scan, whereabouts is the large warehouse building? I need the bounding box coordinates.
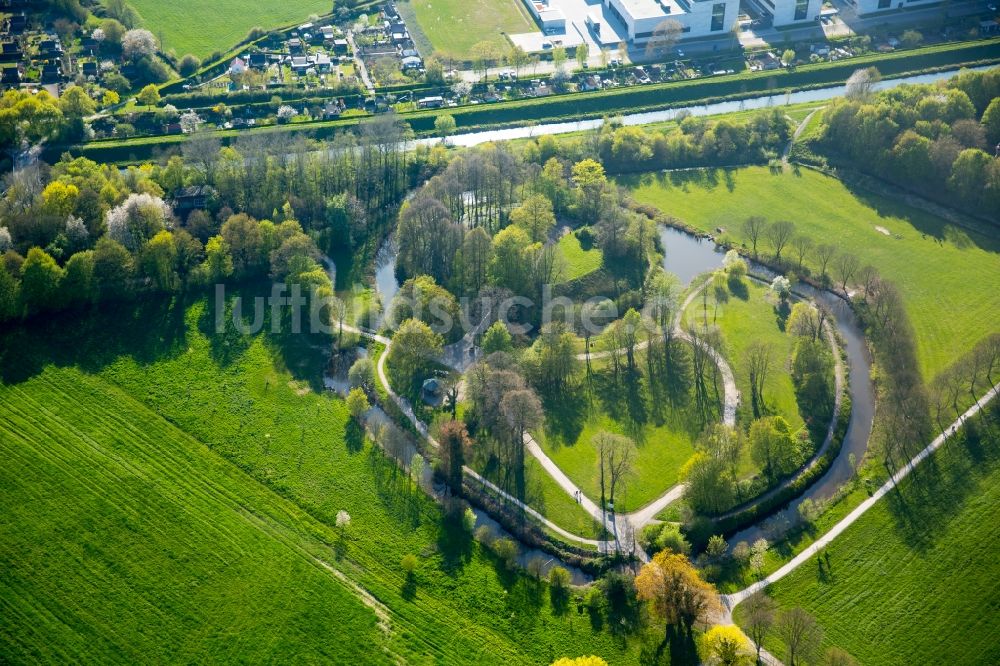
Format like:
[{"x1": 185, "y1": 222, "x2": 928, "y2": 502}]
[{"x1": 601, "y1": 0, "x2": 740, "y2": 43}]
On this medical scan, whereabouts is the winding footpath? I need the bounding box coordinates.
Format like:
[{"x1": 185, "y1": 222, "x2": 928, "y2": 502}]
[{"x1": 721, "y1": 381, "x2": 1000, "y2": 615}]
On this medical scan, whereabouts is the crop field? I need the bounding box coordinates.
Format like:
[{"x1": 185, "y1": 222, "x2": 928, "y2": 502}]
[
  {"x1": 735, "y1": 406, "x2": 1000, "y2": 665},
  {"x1": 0, "y1": 298, "x2": 635, "y2": 663},
  {"x1": 115, "y1": 0, "x2": 330, "y2": 58},
  {"x1": 624, "y1": 166, "x2": 1000, "y2": 382},
  {"x1": 401, "y1": 0, "x2": 533, "y2": 61}
]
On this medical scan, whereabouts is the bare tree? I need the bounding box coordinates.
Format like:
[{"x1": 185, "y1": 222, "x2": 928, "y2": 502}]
[
  {"x1": 790, "y1": 235, "x2": 813, "y2": 271},
  {"x1": 742, "y1": 216, "x2": 766, "y2": 257},
  {"x1": 834, "y1": 252, "x2": 860, "y2": 293},
  {"x1": 747, "y1": 341, "x2": 772, "y2": 419},
  {"x1": 766, "y1": 220, "x2": 795, "y2": 262},
  {"x1": 777, "y1": 607, "x2": 823, "y2": 666},
  {"x1": 813, "y1": 243, "x2": 837, "y2": 278},
  {"x1": 593, "y1": 431, "x2": 636, "y2": 510},
  {"x1": 744, "y1": 591, "x2": 777, "y2": 664},
  {"x1": 645, "y1": 19, "x2": 683, "y2": 60},
  {"x1": 499, "y1": 388, "x2": 543, "y2": 489}
]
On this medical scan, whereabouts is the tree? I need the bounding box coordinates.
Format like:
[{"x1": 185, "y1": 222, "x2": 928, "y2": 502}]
[
  {"x1": 122, "y1": 29, "x2": 157, "y2": 60},
  {"x1": 742, "y1": 216, "x2": 766, "y2": 257},
  {"x1": 593, "y1": 431, "x2": 636, "y2": 510},
  {"x1": 348, "y1": 357, "x2": 376, "y2": 395},
  {"x1": 509, "y1": 194, "x2": 556, "y2": 243},
  {"x1": 507, "y1": 45, "x2": 531, "y2": 77},
  {"x1": 59, "y1": 85, "x2": 96, "y2": 118},
  {"x1": 777, "y1": 607, "x2": 823, "y2": 666},
  {"x1": 439, "y1": 420, "x2": 468, "y2": 493},
  {"x1": 781, "y1": 49, "x2": 795, "y2": 67},
  {"x1": 982, "y1": 97, "x2": 1000, "y2": 146},
  {"x1": 576, "y1": 43, "x2": 590, "y2": 70},
  {"x1": 102, "y1": 90, "x2": 120, "y2": 107},
  {"x1": 202, "y1": 235, "x2": 233, "y2": 282},
  {"x1": 571, "y1": 159, "x2": 607, "y2": 222},
  {"x1": 20, "y1": 248, "x2": 64, "y2": 314},
  {"x1": 765, "y1": 220, "x2": 794, "y2": 261},
  {"x1": 387, "y1": 319, "x2": 444, "y2": 392},
  {"x1": 434, "y1": 113, "x2": 456, "y2": 139},
  {"x1": 746, "y1": 341, "x2": 772, "y2": 418},
  {"x1": 820, "y1": 647, "x2": 858, "y2": 666},
  {"x1": 346, "y1": 387, "x2": 369, "y2": 422},
  {"x1": 178, "y1": 54, "x2": 201, "y2": 77},
  {"x1": 137, "y1": 83, "x2": 161, "y2": 109},
  {"x1": 834, "y1": 252, "x2": 859, "y2": 292},
  {"x1": 681, "y1": 451, "x2": 733, "y2": 514},
  {"x1": 481, "y1": 320, "x2": 513, "y2": 355},
  {"x1": 93, "y1": 237, "x2": 135, "y2": 300},
  {"x1": 0, "y1": 262, "x2": 20, "y2": 321},
  {"x1": 743, "y1": 591, "x2": 776, "y2": 664},
  {"x1": 699, "y1": 625, "x2": 753, "y2": 666},
  {"x1": 499, "y1": 388, "x2": 543, "y2": 478},
  {"x1": 844, "y1": 67, "x2": 880, "y2": 101},
  {"x1": 749, "y1": 416, "x2": 798, "y2": 480},
  {"x1": 645, "y1": 19, "x2": 683, "y2": 59},
  {"x1": 140, "y1": 230, "x2": 177, "y2": 291},
  {"x1": 813, "y1": 243, "x2": 836, "y2": 279},
  {"x1": 900, "y1": 29, "x2": 922, "y2": 48},
  {"x1": 635, "y1": 549, "x2": 721, "y2": 632},
  {"x1": 786, "y1": 301, "x2": 822, "y2": 342},
  {"x1": 790, "y1": 235, "x2": 812, "y2": 271},
  {"x1": 471, "y1": 40, "x2": 502, "y2": 80}
]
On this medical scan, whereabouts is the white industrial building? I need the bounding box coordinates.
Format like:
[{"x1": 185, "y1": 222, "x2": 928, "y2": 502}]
[
  {"x1": 854, "y1": 0, "x2": 938, "y2": 15},
  {"x1": 754, "y1": 0, "x2": 822, "y2": 26},
  {"x1": 601, "y1": 0, "x2": 740, "y2": 43}
]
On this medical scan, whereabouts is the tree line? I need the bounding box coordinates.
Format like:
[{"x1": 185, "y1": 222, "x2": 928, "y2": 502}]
[{"x1": 818, "y1": 66, "x2": 1000, "y2": 221}]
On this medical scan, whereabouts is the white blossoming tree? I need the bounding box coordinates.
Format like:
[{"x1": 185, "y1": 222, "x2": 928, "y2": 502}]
[{"x1": 106, "y1": 193, "x2": 172, "y2": 251}]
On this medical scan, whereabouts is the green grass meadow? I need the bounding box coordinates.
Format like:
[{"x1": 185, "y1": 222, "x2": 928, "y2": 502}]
[
  {"x1": 402, "y1": 0, "x2": 533, "y2": 60},
  {"x1": 116, "y1": 0, "x2": 330, "y2": 58},
  {"x1": 0, "y1": 296, "x2": 637, "y2": 663},
  {"x1": 556, "y1": 231, "x2": 603, "y2": 283},
  {"x1": 624, "y1": 166, "x2": 1000, "y2": 382},
  {"x1": 685, "y1": 279, "x2": 805, "y2": 433},
  {"x1": 734, "y1": 405, "x2": 1000, "y2": 665}
]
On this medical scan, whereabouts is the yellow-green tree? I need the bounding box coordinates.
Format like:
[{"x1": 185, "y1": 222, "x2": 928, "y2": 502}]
[
  {"x1": 635, "y1": 549, "x2": 721, "y2": 632},
  {"x1": 699, "y1": 625, "x2": 753, "y2": 665},
  {"x1": 550, "y1": 657, "x2": 608, "y2": 666}
]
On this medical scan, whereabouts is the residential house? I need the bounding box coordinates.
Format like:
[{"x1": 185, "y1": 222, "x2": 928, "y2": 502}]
[
  {"x1": 331, "y1": 38, "x2": 349, "y2": 54},
  {"x1": 247, "y1": 52, "x2": 267, "y2": 69},
  {"x1": 1, "y1": 65, "x2": 22, "y2": 86},
  {"x1": 401, "y1": 55, "x2": 422, "y2": 70},
  {"x1": 288, "y1": 37, "x2": 304, "y2": 53},
  {"x1": 41, "y1": 62, "x2": 62, "y2": 81},
  {"x1": 229, "y1": 57, "x2": 247, "y2": 75},
  {"x1": 0, "y1": 41, "x2": 21, "y2": 62},
  {"x1": 291, "y1": 56, "x2": 309, "y2": 74},
  {"x1": 81, "y1": 61, "x2": 98, "y2": 78},
  {"x1": 172, "y1": 185, "x2": 214, "y2": 215}
]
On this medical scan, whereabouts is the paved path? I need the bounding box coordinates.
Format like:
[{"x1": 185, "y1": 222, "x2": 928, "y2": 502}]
[
  {"x1": 781, "y1": 108, "x2": 821, "y2": 168},
  {"x1": 721, "y1": 381, "x2": 1000, "y2": 613},
  {"x1": 713, "y1": 317, "x2": 845, "y2": 522},
  {"x1": 341, "y1": 322, "x2": 613, "y2": 549},
  {"x1": 346, "y1": 31, "x2": 375, "y2": 94}
]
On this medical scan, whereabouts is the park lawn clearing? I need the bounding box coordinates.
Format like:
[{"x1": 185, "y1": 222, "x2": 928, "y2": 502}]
[
  {"x1": 115, "y1": 0, "x2": 330, "y2": 59},
  {"x1": 685, "y1": 279, "x2": 806, "y2": 434},
  {"x1": 623, "y1": 166, "x2": 1000, "y2": 382},
  {"x1": 734, "y1": 407, "x2": 1000, "y2": 665},
  {"x1": 0, "y1": 297, "x2": 636, "y2": 664},
  {"x1": 536, "y1": 397, "x2": 700, "y2": 513},
  {"x1": 403, "y1": 0, "x2": 533, "y2": 61},
  {"x1": 556, "y1": 231, "x2": 603, "y2": 283}
]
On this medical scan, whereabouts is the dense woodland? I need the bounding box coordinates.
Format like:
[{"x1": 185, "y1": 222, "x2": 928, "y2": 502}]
[{"x1": 816, "y1": 67, "x2": 1000, "y2": 220}]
